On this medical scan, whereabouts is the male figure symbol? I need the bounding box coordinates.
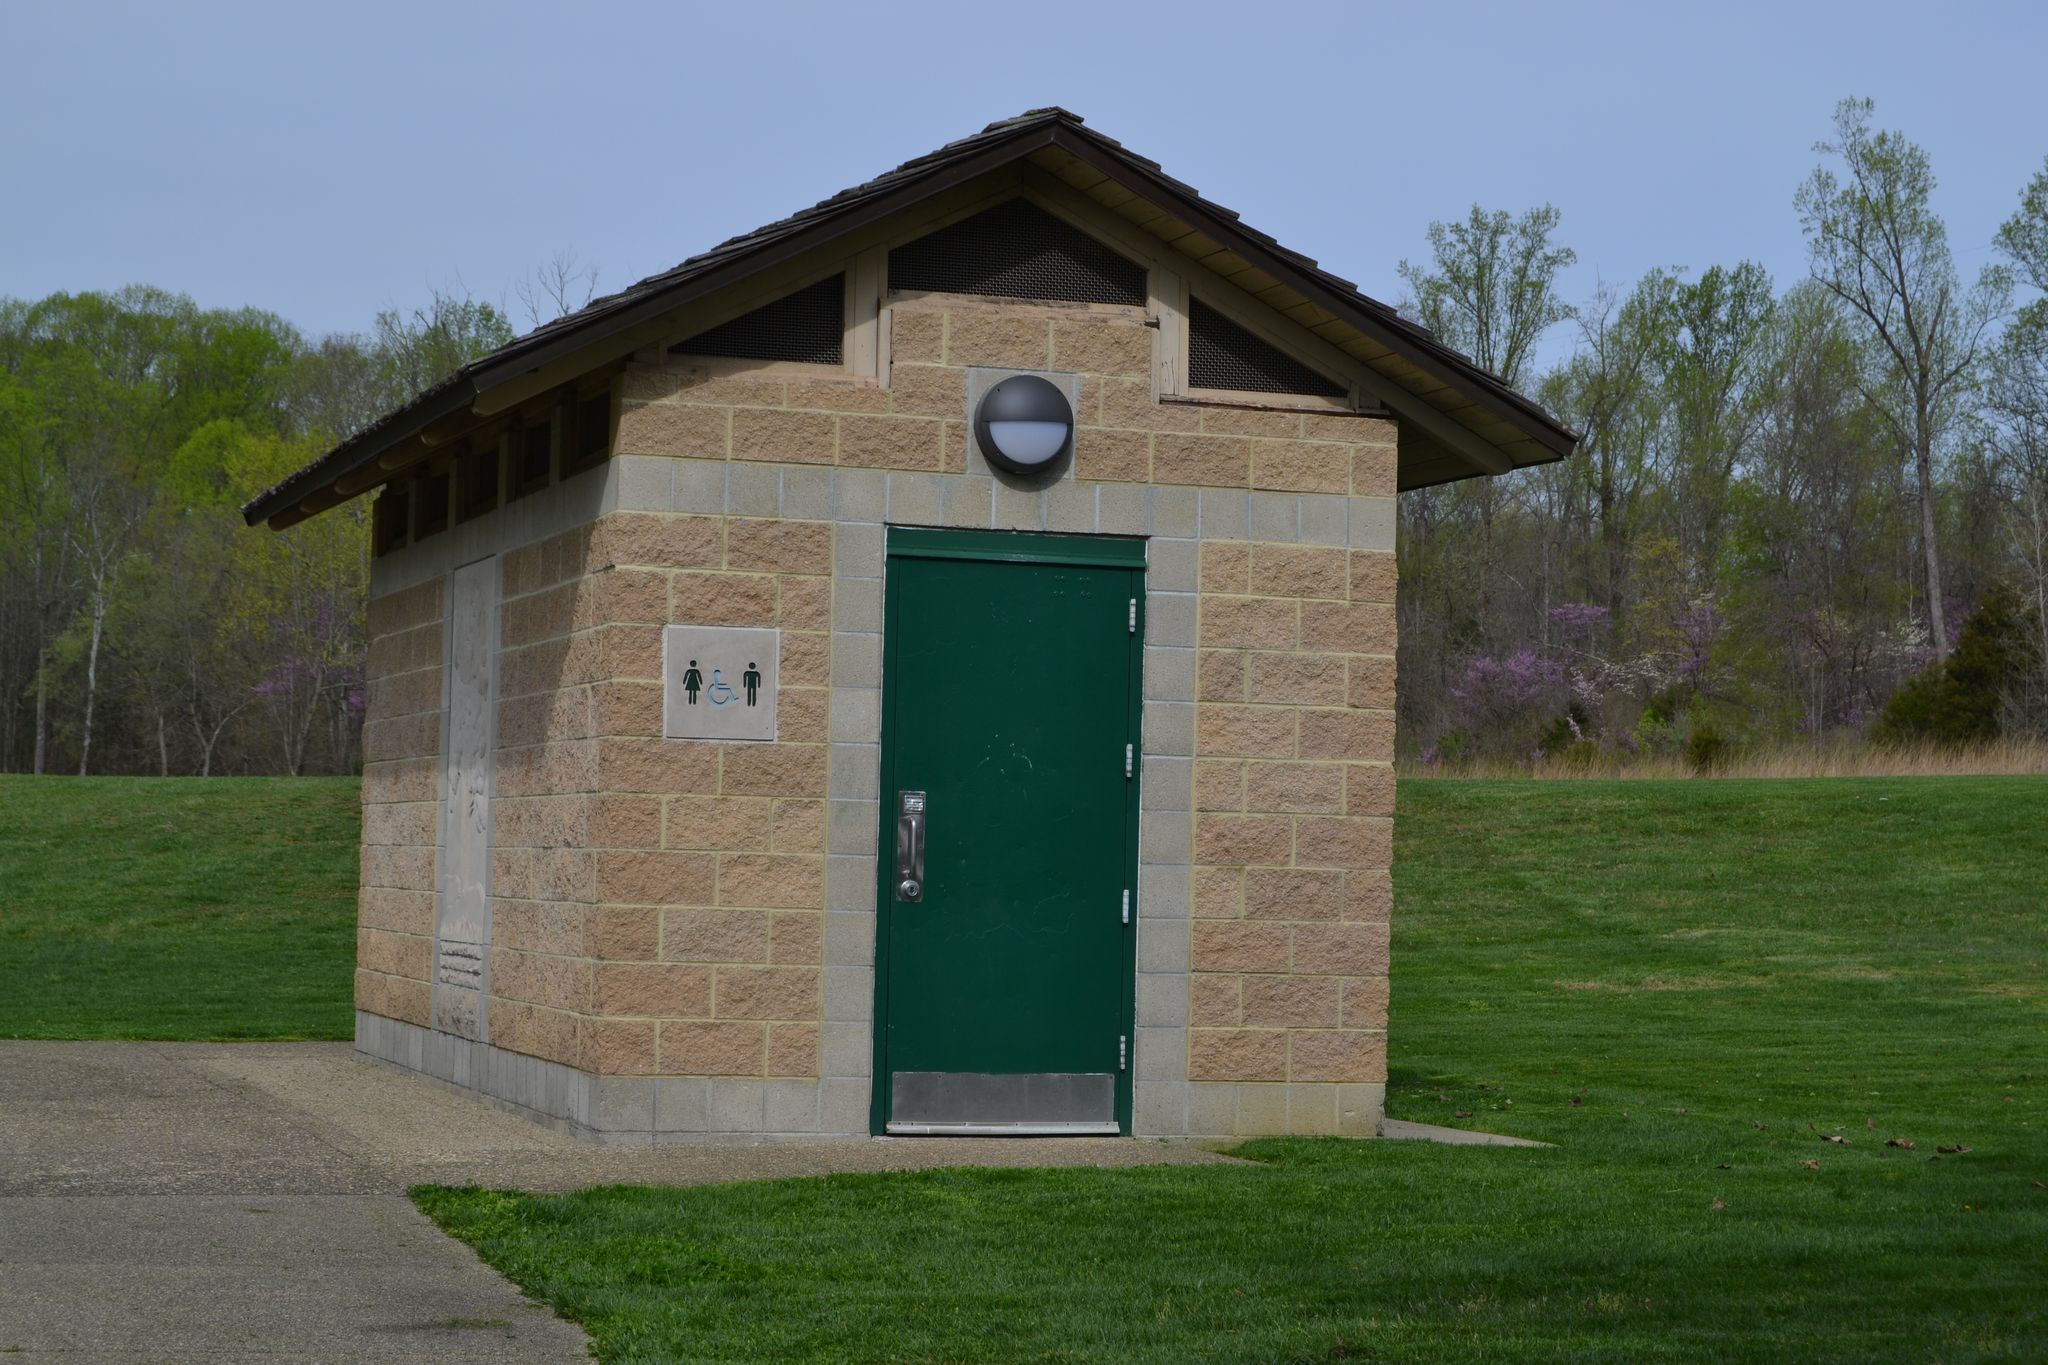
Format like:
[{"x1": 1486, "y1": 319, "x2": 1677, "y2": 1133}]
[{"x1": 742, "y1": 662, "x2": 762, "y2": 706}]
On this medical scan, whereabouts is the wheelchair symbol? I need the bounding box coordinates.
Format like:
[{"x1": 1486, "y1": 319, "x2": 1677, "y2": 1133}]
[{"x1": 705, "y1": 668, "x2": 739, "y2": 706}]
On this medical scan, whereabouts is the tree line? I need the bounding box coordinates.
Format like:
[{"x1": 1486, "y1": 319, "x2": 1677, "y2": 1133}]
[
  {"x1": 1397, "y1": 99, "x2": 2048, "y2": 767},
  {"x1": 2, "y1": 101, "x2": 2042, "y2": 777}
]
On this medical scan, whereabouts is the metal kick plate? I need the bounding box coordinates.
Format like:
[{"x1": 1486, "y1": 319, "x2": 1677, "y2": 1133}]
[{"x1": 888, "y1": 1071, "x2": 1117, "y2": 1135}]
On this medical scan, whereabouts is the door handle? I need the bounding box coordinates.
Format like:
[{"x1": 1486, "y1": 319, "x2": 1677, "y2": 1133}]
[{"x1": 895, "y1": 790, "x2": 926, "y2": 902}]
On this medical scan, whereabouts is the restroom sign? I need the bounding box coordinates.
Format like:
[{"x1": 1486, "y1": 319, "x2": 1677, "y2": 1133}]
[{"x1": 663, "y1": 625, "x2": 779, "y2": 741}]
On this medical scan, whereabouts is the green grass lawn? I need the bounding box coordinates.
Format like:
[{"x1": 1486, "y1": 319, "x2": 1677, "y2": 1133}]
[
  {"x1": 0, "y1": 775, "x2": 359, "y2": 1039},
  {"x1": 417, "y1": 777, "x2": 2048, "y2": 1362}
]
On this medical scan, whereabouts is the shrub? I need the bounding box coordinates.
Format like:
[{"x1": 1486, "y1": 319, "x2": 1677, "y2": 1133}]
[{"x1": 1874, "y1": 584, "x2": 2039, "y2": 745}]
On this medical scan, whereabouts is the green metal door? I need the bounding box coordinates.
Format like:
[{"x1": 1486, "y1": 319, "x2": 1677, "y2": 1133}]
[{"x1": 872, "y1": 528, "x2": 1143, "y2": 1135}]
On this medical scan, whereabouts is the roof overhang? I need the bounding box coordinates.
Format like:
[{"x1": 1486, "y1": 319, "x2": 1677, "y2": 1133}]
[{"x1": 244, "y1": 109, "x2": 1577, "y2": 529}]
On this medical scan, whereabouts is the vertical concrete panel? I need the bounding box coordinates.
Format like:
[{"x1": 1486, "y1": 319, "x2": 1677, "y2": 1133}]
[{"x1": 434, "y1": 555, "x2": 498, "y2": 1040}]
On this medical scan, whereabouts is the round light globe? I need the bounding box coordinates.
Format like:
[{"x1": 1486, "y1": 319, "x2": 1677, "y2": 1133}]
[{"x1": 974, "y1": 374, "x2": 1074, "y2": 476}]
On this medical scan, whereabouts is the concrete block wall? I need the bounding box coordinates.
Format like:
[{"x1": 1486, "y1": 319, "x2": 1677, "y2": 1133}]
[{"x1": 354, "y1": 285, "x2": 1397, "y2": 1140}]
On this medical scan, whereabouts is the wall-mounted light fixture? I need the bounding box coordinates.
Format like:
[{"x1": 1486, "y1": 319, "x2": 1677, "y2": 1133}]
[{"x1": 973, "y1": 374, "x2": 1074, "y2": 477}]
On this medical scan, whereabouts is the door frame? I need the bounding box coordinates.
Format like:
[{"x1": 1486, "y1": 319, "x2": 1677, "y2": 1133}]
[{"x1": 869, "y1": 526, "x2": 1146, "y2": 1135}]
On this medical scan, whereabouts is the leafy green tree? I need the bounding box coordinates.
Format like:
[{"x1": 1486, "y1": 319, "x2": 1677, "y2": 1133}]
[{"x1": 1874, "y1": 583, "x2": 2039, "y2": 743}]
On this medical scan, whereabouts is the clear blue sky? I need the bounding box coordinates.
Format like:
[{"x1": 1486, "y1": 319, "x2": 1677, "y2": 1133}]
[{"x1": 5, "y1": 0, "x2": 2042, "y2": 368}]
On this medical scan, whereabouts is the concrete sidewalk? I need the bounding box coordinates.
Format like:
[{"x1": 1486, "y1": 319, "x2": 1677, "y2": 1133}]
[{"x1": 0, "y1": 1041, "x2": 1233, "y2": 1361}]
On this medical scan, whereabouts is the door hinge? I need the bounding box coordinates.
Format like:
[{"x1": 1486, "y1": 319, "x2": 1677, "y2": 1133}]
[
  {"x1": 1119, "y1": 1034, "x2": 1129, "y2": 1071},
  {"x1": 1124, "y1": 743, "x2": 1134, "y2": 778},
  {"x1": 1127, "y1": 598, "x2": 1137, "y2": 633},
  {"x1": 1121, "y1": 887, "x2": 1131, "y2": 925}
]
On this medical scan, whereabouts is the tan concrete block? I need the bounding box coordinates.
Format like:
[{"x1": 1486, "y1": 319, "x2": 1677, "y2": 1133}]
[
  {"x1": 1101, "y1": 378, "x2": 1199, "y2": 431},
  {"x1": 777, "y1": 576, "x2": 832, "y2": 632},
  {"x1": 593, "y1": 624, "x2": 665, "y2": 681},
  {"x1": 1247, "y1": 652, "x2": 1347, "y2": 706},
  {"x1": 1198, "y1": 597, "x2": 1298, "y2": 651},
  {"x1": 1198, "y1": 542, "x2": 1250, "y2": 594},
  {"x1": 731, "y1": 408, "x2": 836, "y2": 465},
  {"x1": 596, "y1": 849, "x2": 716, "y2": 906},
  {"x1": 670, "y1": 571, "x2": 776, "y2": 628},
  {"x1": 1299, "y1": 709, "x2": 1395, "y2": 763},
  {"x1": 357, "y1": 887, "x2": 433, "y2": 937},
  {"x1": 355, "y1": 969, "x2": 430, "y2": 1028},
  {"x1": 366, "y1": 580, "x2": 442, "y2": 637},
  {"x1": 1348, "y1": 550, "x2": 1397, "y2": 604},
  {"x1": 1296, "y1": 816, "x2": 1393, "y2": 869},
  {"x1": 598, "y1": 738, "x2": 720, "y2": 794},
  {"x1": 1187, "y1": 1028, "x2": 1288, "y2": 1082},
  {"x1": 590, "y1": 512, "x2": 723, "y2": 571},
  {"x1": 658, "y1": 1020, "x2": 764, "y2": 1076},
  {"x1": 1341, "y1": 976, "x2": 1391, "y2": 1029},
  {"x1": 1248, "y1": 544, "x2": 1349, "y2": 601},
  {"x1": 719, "y1": 854, "x2": 825, "y2": 909},
  {"x1": 785, "y1": 378, "x2": 890, "y2": 414},
  {"x1": 593, "y1": 963, "x2": 713, "y2": 1018},
  {"x1": 1344, "y1": 867, "x2": 1394, "y2": 921},
  {"x1": 663, "y1": 796, "x2": 773, "y2": 853},
  {"x1": 1190, "y1": 975, "x2": 1240, "y2": 1026},
  {"x1": 1348, "y1": 655, "x2": 1396, "y2": 709},
  {"x1": 1073, "y1": 428, "x2": 1150, "y2": 483},
  {"x1": 1193, "y1": 759, "x2": 1244, "y2": 812},
  {"x1": 489, "y1": 999, "x2": 579, "y2": 1068},
  {"x1": 1196, "y1": 705, "x2": 1296, "y2": 759},
  {"x1": 886, "y1": 363, "x2": 963, "y2": 418},
  {"x1": 662, "y1": 908, "x2": 770, "y2": 963},
  {"x1": 769, "y1": 911, "x2": 824, "y2": 965},
  {"x1": 1050, "y1": 315, "x2": 1152, "y2": 377},
  {"x1": 1196, "y1": 649, "x2": 1247, "y2": 702},
  {"x1": 1250, "y1": 440, "x2": 1349, "y2": 495},
  {"x1": 726, "y1": 519, "x2": 832, "y2": 574},
  {"x1": 721, "y1": 744, "x2": 829, "y2": 798},
  {"x1": 1293, "y1": 921, "x2": 1391, "y2": 976},
  {"x1": 770, "y1": 799, "x2": 825, "y2": 853},
  {"x1": 589, "y1": 680, "x2": 660, "y2": 737},
  {"x1": 1197, "y1": 406, "x2": 1305, "y2": 438},
  {"x1": 765, "y1": 1022, "x2": 821, "y2": 1076},
  {"x1": 1191, "y1": 920, "x2": 1291, "y2": 973},
  {"x1": 1345, "y1": 765, "x2": 1395, "y2": 817},
  {"x1": 581, "y1": 1017, "x2": 658, "y2": 1075},
  {"x1": 715, "y1": 965, "x2": 822, "y2": 1020},
  {"x1": 1300, "y1": 412, "x2": 1395, "y2": 443},
  {"x1": 944, "y1": 312, "x2": 1051, "y2": 369},
  {"x1": 1195, "y1": 813, "x2": 1292, "y2": 866},
  {"x1": 1191, "y1": 867, "x2": 1243, "y2": 919},
  {"x1": 1153, "y1": 432, "x2": 1251, "y2": 488},
  {"x1": 356, "y1": 928, "x2": 429, "y2": 982},
  {"x1": 889, "y1": 307, "x2": 945, "y2": 363},
  {"x1": 840, "y1": 414, "x2": 944, "y2": 470},
  {"x1": 585, "y1": 906, "x2": 661, "y2": 961},
  {"x1": 617, "y1": 401, "x2": 729, "y2": 459},
  {"x1": 1241, "y1": 975, "x2": 1340, "y2": 1028},
  {"x1": 1243, "y1": 761, "x2": 1346, "y2": 815},
  {"x1": 781, "y1": 632, "x2": 830, "y2": 687},
  {"x1": 777, "y1": 687, "x2": 829, "y2": 744},
  {"x1": 629, "y1": 365, "x2": 785, "y2": 408},
  {"x1": 1300, "y1": 601, "x2": 1396, "y2": 655},
  {"x1": 1289, "y1": 1029, "x2": 1385, "y2": 1083},
  {"x1": 493, "y1": 900, "x2": 585, "y2": 958},
  {"x1": 1350, "y1": 445, "x2": 1398, "y2": 497},
  {"x1": 1242, "y1": 866, "x2": 1343, "y2": 921}
]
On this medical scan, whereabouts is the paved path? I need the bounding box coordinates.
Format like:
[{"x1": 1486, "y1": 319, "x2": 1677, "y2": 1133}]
[{"x1": 0, "y1": 1042, "x2": 1232, "y2": 1360}]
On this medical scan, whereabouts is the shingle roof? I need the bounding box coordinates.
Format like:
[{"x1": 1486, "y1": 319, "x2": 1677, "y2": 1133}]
[{"x1": 244, "y1": 107, "x2": 1575, "y2": 527}]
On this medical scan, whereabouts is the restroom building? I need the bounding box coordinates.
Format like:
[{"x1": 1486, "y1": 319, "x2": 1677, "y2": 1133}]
[{"x1": 243, "y1": 109, "x2": 1576, "y2": 1141}]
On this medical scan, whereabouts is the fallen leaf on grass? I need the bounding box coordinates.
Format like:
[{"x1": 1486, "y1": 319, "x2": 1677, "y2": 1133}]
[
  {"x1": 1823, "y1": 1135, "x2": 1851, "y2": 1145},
  {"x1": 1710, "y1": 1200, "x2": 1726, "y2": 1211},
  {"x1": 1885, "y1": 1138, "x2": 1916, "y2": 1149},
  {"x1": 1716, "y1": 1163, "x2": 1731, "y2": 1170},
  {"x1": 1674, "y1": 1107, "x2": 1689, "y2": 1114},
  {"x1": 1570, "y1": 1096, "x2": 1583, "y2": 1108},
  {"x1": 1801, "y1": 1160, "x2": 1820, "y2": 1170},
  {"x1": 1753, "y1": 1121, "x2": 1768, "y2": 1131},
  {"x1": 1455, "y1": 1109, "x2": 1472, "y2": 1119},
  {"x1": 1938, "y1": 1144, "x2": 1972, "y2": 1155},
  {"x1": 1865, "y1": 1118, "x2": 1876, "y2": 1130}
]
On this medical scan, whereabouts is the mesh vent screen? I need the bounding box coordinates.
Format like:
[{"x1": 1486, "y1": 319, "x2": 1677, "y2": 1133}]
[
  {"x1": 889, "y1": 199, "x2": 1146, "y2": 306},
  {"x1": 1188, "y1": 298, "x2": 1346, "y2": 397},
  {"x1": 674, "y1": 273, "x2": 845, "y2": 364}
]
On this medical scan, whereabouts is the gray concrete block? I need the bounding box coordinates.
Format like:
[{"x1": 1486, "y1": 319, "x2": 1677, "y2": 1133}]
[
  {"x1": 1147, "y1": 537, "x2": 1198, "y2": 591},
  {"x1": 764, "y1": 1080, "x2": 822, "y2": 1134},
  {"x1": 825, "y1": 858, "x2": 877, "y2": 913},
  {"x1": 1134, "y1": 1027, "x2": 1187, "y2": 1081},
  {"x1": 1250, "y1": 491, "x2": 1299, "y2": 543},
  {"x1": 727, "y1": 462, "x2": 778, "y2": 516},
  {"x1": 824, "y1": 906, "x2": 876, "y2": 964},
  {"x1": 837, "y1": 468, "x2": 887, "y2": 523},
  {"x1": 653, "y1": 1078, "x2": 711, "y2": 1133},
  {"x1": 1144, "y1": 592, "x2": 1197, "y2": 648},
  {"x1": 1152, "y1": 486, "x2": 1198, "y2": 538},
  {"x1": 1136, "y1": 972, "x2": 1190, "y2": 1029},
  {"x1": 1301, "y1": 493, "x2": 1347, "y2": 546},
  {"x1": 1044, "y1": 479, "x2": 1096, "y2": 532},
  {"x1": 1142, "y1": 700, "x2": 1194, "y2": 757},
  {"x1": 1137, "y1": 916, "x2": 1189, "y2": 974},
  {"x1": 886, "y1": 473, "x2": 941, "y2": 526},
  {"x1": 822, "y1": 1021, "x2": 872, "y2": 1078},
  {"x1": 1139, "y1": 754, "x2": 1191, "y2": 812},
  {"x1": 780, "y1": 466, "x2": 836, "y2": 519},
  {"x1": 673, "y1": 458, "x2": 726, "y2": 513},
  {"x1": 823, "y1": 966, "x2": 875, "y2": 1023},
  {"x1": 1134, "y1": 1080, "x2": 1188, "y2": 1136},
  {"x1": 828, "y1": 800, "x2": 879, "y2": 856},
  {"x1": 708, "y1": 1080, "x2": 765, "y2": 1133},
  {"x1": 1199, "y1": 489, "x2": 1249, "y2": 539}
]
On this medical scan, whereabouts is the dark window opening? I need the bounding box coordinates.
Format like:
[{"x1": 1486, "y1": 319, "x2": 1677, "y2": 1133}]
[
  {"x1": 1188, "y1": 298, "x2": 1346, "y2": 398},
  {"x1": 565, "y1": 389, "x2": 612, "y2": 472},
  {"x1": 414, "y1": 470, "x2": 450, "y2": 539},
  {"x1": 672, "y1": 273, "x2": 845, "y2": 364},
  {"x1": 458, "y1": 442, "x2": 500, "y2": 522},
  {"x1": 889, "y1": 199, "x2": 1146, "y2": 306},
  {"x1": 512, "y1": 417, "x2": 552, "y2": 499},
  {"x1": 374, "y1": 488, "x2": 409, "y2": 556}
]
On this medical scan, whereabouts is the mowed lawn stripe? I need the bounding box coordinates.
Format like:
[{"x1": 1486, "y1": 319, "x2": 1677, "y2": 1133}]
[
  {"x1": 0, "y1": 775, "x2": 358, "y2": 1040},
  {"x1": 414, "y1": 776, "x2": 2048, "y2": 1362}
]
